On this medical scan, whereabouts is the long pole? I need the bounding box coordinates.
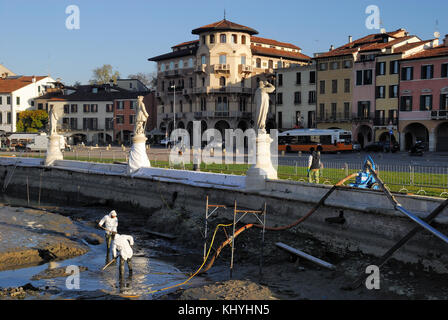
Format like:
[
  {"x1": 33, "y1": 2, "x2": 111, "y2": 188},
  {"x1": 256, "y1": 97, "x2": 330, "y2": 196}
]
[{"x1": 172, "y1": 85, "x2": 176, "y2": 133}]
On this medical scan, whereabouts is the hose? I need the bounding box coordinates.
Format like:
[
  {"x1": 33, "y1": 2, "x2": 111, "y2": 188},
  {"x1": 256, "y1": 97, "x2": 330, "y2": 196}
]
[{"x1": 199, "y1": 173, "x2": 357, "y2": 273}]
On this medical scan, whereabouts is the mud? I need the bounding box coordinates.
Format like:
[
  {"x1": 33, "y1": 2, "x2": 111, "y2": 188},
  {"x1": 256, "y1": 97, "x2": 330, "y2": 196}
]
[
  {"x1": 0, "y1": 205, "x2": 94, "y2": 271},
  {"x1": 31, "y1": 265, "x2": 88, "y2": 280}
]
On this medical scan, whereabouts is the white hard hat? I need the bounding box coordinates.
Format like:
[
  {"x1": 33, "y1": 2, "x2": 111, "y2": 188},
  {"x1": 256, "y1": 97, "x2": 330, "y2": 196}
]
[{"x1": 110, "y1": 210, "x2": 117, "y2": 217}]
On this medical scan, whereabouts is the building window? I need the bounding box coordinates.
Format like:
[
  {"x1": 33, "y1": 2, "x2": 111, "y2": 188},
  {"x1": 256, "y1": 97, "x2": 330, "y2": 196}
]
[
  {"x1": 344, "y1": 79, "x2": 350, "y2": 93},
  {"x1": 256, "y1": 58, "x2": 261, "y2": 68},
  {"x1": 0, "y1": 97, "x2": 2, "y2": 105},
  {"x1": 210, "y1": 34, "x2": 215, "y2": 44},
  {"x1": 420, "y1": 94, "x2": 433, "y2": 110},
  {"x1": 219, "y1": 54, "x2": 226, "y2": 64},
  {"x1": 161, "y1": 64, "x2": 165, "y2": 72},
  {"x1": 7, "y1": 112, "x2": 11, "y2": 124},
  {"x1": 442, "y1": 63, "x2": 448, "y2": 78},
  {"x1": 16, "y1": 97, "x2": 20, "y2": 105},
  {"x1": 241, "y1": 35, "x2": 246, "y2": 44},
  {"x1": 390, "y1": 60, "x2": 399, "y2": 74},
  {"x1": 90, "y1": 104, "x2": 98, "y2": 112},
  {"x1": 319, "y1": 63, "x2": 328, "y2": 71},
  {"x1": 219, "y1": 76, "x2": 226, "y2": 87},
  {"x1": 83, "y1": 104, "x2": 90, "y2": 112},
  {"x1": 277, "y1": 112, "x2": 282, "y2": 128},
  {"x1": 7, "y1": 96, "x2": 11, "y2": 105},
  {"x1": 179, "y1": 60, "x2": 184, "y2": 69},
  {"x1": 71, "y1": 104, "x2": 78, "y2": 113},
  {"x1": 357, "y1": 101, "x2": 371, "y2": 119},
  {"x1": 330, "y1": 62, "x2": 339, "y2": 70},
  {"x1": 377, "y1": 62, "x2": 386, "y2": 75},
  {"x1": 201, "y1": 55, "x2": 206, "y2": 65},
  {"x1": 62, "y1": 117, "x2": 69, "y2": 128},
  {"x1": 343, "y1": 60, "x2": 352, "y2": 69},
  {"x1": 129, "y1": 115, "x2": 135, "y2": 124},
  {"x1": 277, "y1": 92, "x2": 283, "y2": 105},
  {"x1": 331, "y1": 103, "x2": 337, "y2": 120},
  {"x1": 64, "y1": 104, "x2": 70, "y2": 114},
  {"x1": 344, "y1": 102, "x2": 350, "y2": 119},
  {"x1": 363, "y1": 69, "x2": 373, "y2": 85},
  {"x1": 319, "y1": 104, "x2": 325, "y2": 119},
  {"x1": 117, "y1": 101, "x2": 124, "y2": 110},
  {"x1": 70, "y1": 118, "x2": 78, "y2": 130},
  {"x1": 169, "y1": 62, "x2": 174, "y2": 70},
  {"x1": 296, "y1": 72, "x2": 301, "y2": 85},
  {"x1": 106, "y1": 104, "x2": 113, "y2": 112},
  {"x1": 389, "y1": 85, "x2": 398, "y2": 98},
  {"x1": 201, "y1": 77, "x2": 205, "y2": 87},
  {"x1": 400, "y1": 96, "x2": 413, "y2": 111},
  {"x1": 294, "y1": 92, "x2": 301, "y2": 104},
  {"x1": 220, "y1": 34, "x2": 226, "y2": 43},
  {"x1": 356, "y1": 69, "x2": 373, "y2": 85},
  {"x1": 319, "y1": 80, "x2": 325, "y2": 94},
  {"x1": 401, "y1": 67, "x2": 414, "y2": 81},
  {"x1": 268, "y1": 60, "x2": 273, "y2": 69},
  {"x1": 232, "y1": 34, "x2": 237, "y2": 44},
  {"x1": 440, "y1": 94, "x2": 448, "y2": 110},
  {"x1": 376, "y1": 86, "x2": 386, "y2": 99},
  {"x1": 309, "y1": 71, "x2": 316, "y2": 84},
  {"x1": 240, "y1": 55, "x2": 246, "y2": 65},
  {"x1": 216, "y1": 97, "x2": 228, "y2": 112},
  {"x1": 239, "y1": 97, "x2": 247, "y2": 112},
  {"x1": 421, "y1": 65, "x2": 434, "y2": 79},
  {"x1": 332, "y1": 80, "x2": 338, "y2": 93},
  {"x1": 116, "y1": 115, "x2": 124, "y2": 124},
  {"x1": 200, "y1": 97, "x2": 207, "y2": 111},
  {"x1": 278, "y1": 74, "x2": 283, "y2": 86},
  {"x1": 189, "y1": 58, "x2": 193, "y2": 68},
  {"x1": 308, "y1": 91, "x2": 316, "y2": 104}
]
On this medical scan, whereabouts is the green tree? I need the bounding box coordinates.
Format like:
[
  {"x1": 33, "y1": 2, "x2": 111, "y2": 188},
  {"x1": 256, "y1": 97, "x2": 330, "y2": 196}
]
[
  {"x1": 90, "y1": 64, "x2": 120, "y2": 85},
  {"x1": 16, "y1": 110, "x2": 48, "y2": 133}
]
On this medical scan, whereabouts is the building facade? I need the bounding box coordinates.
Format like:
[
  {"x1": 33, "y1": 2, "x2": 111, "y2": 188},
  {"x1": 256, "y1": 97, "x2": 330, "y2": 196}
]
[
  {"x1": 275, "y1": 63, "x2": 316, "y2": 129},
  {"x1": 399, "y1": 36, "x2": 448, "y2": 151},
  {"x1": 149, "y1": 19, "x2": 311, "y2": 139},
  {"x1": 0, "y1": 75, "x2": 55, "y2": 133}
]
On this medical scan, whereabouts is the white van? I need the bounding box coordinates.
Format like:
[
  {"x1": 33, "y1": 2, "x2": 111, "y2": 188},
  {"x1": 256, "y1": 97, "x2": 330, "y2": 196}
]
[{"x1": 25, "y1": 133, "x2": 66, "y2": 152}]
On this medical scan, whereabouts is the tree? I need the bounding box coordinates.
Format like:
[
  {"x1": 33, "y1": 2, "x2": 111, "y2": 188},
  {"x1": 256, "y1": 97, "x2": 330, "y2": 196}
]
[
  {"x1": 16, "y1": 110, "x2": 48, "y2": 133},
  {"x1": 128, "y1": 72, "x2": 157, "y2": 90},
  {"x1": 90, "y1": 64, "x2": 120, "y2": 85}
]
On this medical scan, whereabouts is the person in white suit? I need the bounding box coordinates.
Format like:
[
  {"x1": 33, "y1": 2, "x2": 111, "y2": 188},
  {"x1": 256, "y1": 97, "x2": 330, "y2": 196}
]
[
  {"x1": 98, "y1": 210, "x2": 118, "y2": 261},
  {"x1": 112, "y1": 233, "x2": 134, "y2": 277}
]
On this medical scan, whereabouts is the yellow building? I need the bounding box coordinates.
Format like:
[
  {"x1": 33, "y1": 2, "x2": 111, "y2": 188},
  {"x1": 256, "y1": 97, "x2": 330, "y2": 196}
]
[{"x1": 148, "y1": 19, "x2": 311, "y2": 137}]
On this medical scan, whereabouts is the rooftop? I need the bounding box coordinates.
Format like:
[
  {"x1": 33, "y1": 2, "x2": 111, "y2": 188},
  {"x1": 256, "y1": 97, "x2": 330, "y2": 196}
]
[
  {"x1": 0, "y1": 76, "x2": 47, "y2": 93},
  {"x1": 191, "y1": 19, "x2": 258, "y2": 35}
]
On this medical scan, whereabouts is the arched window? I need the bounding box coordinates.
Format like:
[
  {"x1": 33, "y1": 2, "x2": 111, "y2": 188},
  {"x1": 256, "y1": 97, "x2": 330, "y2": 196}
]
[
  {"x1": 179, "y1": 60, "x2": 184, "y2": 69},
  {"x1": 220, "y1": 34, "x2": 226, "y2": 43},
  {"x1": 161, "y1": 63, "x2": 165, "y2": 72},
  {"x1": 188, "y1": 58, "x2": 193, "y2": 68},
  {"x1": 241, "y1": 35, "x2": 246, "y2": 44},
  {"x1": 169, "y1": 61, "x2": 174, "y2": 70},
  {"x1": 232, "y1": 34, "x2": 237, "y2": 44},
  {"x1": 201, "y1": 55, "x2": 206, "y2": 65},
  {"x1": 210, "y1": 34, "x2": 215, "y2": 44}
]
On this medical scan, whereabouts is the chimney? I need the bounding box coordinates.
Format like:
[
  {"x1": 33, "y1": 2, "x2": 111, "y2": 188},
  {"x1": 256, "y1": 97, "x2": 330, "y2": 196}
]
[
  {"x1": 444, "y1": 34, "x2": 448, "y2": 47},
  {"x1": 348, "y1": 35, "x2": 353, "y2": 43},
  {"x1": 32, "y1": 76, "x2": 36, "y2": 83},
  {"x1": 329, "y1": 44, "x2": 334, "y2": 51}
]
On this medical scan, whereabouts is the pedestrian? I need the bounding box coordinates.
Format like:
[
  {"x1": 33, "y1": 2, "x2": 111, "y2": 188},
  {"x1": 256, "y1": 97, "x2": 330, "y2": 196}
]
[
  {"x1": 98, "y1": 210, "x2": 118, "y2": 262},
  {"x1": 112, "y1": 233, "x2": 134, "y2": 278},
  {"x1": 308, "y1": 151, "x2": 323, "y2": 183}
]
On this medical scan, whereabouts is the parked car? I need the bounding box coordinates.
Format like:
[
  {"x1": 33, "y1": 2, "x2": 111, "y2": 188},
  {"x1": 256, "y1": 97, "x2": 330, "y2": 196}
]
[
  {"x1": 364, "y1": 141, "x2": 399, "y2": 153},
  {"x1": 352, "y1": 142, "x2": 361, "y2": 151},
  {"x1": 159, "y1": 138, "x2": 173, "y2": 148}
]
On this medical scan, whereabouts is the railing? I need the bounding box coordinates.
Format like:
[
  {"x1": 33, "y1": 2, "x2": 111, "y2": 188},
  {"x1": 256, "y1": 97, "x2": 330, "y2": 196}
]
[
  {"x1": 195, "y1": 64, "x2": 206, "y2": 73},
  {"x1": 352, "y1": 114, "x2": 374, "y2": 122},
  {"x1": 239, "y1": 64, "x2": 253, "y2": 74},
  {"x1": 431, "y1": 110, "x2": 448, "y2": 120},
  {"x1": 213, "y1": 64, "x2": 230, "y2": 72},
  {"x1": 316, "y1": 112, "x2": 351, "y2": 122},
  {"x1": 373, "y1": 117, "x2": 398, "y2": 126}
]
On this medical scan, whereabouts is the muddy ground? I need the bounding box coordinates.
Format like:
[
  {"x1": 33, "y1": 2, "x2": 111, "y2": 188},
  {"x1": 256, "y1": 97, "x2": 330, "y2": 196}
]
[{"x1": 1, "y1": 200, "x2": 448, "y2": 300}]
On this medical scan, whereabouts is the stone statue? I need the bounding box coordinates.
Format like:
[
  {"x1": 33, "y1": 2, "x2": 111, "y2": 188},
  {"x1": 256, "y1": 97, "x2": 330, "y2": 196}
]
[
  {"x1": 134, "y1": 96, "x2": 149, "y2": 135},
  {"x1": 49, "y1": 105, "x2": 59, "y2": 135},
  {"x1": 254, "y1": 81, "x2": 275, "y2": 132}
]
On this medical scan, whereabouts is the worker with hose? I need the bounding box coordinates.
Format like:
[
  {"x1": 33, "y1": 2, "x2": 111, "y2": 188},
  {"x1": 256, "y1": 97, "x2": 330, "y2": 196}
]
[
  {"x1": 308, "y1": 151, "x2": 323, "y2": 183},
  {"x1": 98, "y1": 210, "x2": 118, "y2": 262}
]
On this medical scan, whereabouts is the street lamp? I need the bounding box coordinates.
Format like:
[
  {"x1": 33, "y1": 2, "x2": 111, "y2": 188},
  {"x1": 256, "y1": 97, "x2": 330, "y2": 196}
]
[{"x1": 171, "y1": 84, "x2": 176, "y2": 133}]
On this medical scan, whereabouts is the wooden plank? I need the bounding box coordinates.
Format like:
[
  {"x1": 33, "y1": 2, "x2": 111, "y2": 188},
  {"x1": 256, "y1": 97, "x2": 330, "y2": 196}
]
[
  {"x1": 146, "y1": 230, "x2": 176, "y2": 240},
  {"x1": 275, "y1": 242, "x2": 335, "y2": 270}
]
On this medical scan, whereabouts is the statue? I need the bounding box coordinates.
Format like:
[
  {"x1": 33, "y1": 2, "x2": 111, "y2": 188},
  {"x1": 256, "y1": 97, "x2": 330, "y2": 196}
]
[
  {"x1": 254, "y1": 81, "x2": 275, "y2": 132},
  {"x1": 134, "y1": 96, "x2": 149, "y2": 135},
  {"x1": 49, "y1": 105, "x2": 59, "y2": 135}
]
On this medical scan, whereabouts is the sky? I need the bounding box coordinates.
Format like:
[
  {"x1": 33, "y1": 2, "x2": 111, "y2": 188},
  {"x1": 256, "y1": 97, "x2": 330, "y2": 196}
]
[{"x1": 0, "y1": 0, "x2": 446, "y2": 85}]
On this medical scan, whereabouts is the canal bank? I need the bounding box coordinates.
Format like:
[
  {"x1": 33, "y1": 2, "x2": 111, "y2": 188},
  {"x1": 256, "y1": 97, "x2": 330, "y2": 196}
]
[{"x1": 1, "y1": 157, "x2": 448, "y2": 299}]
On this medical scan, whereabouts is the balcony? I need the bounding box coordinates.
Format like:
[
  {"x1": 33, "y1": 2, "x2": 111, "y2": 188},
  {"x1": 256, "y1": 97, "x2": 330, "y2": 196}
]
[
  {"x1": 195, "y1": 64, "x2": 207, "y2": 73},
  {"x1": 373, "y1": 117, "x2": 398, "y2": 126},
  {"x1": 212, "y1": 64, "x2": 230, "y2": 73},
  {"x1": 316, "y1": 112, "x2": 352, "y2": 123},
  {"x1": 431, "y1": 110, "x2": 448, "y2": 120},
  {"x1": 183, "y1": 88, "x2": 192, "y2": 97},
  {"x1": 352, "y1": 113, "x2": 374, "y2": 122},
  {"x1": 238, "y1": 64, "x2": 253, "y2": 74}
]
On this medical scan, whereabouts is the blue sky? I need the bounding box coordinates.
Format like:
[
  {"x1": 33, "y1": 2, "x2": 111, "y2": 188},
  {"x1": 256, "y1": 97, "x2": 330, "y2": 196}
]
[{"x1": 0, "y1": 0, "x2": 446, "y2": 85}]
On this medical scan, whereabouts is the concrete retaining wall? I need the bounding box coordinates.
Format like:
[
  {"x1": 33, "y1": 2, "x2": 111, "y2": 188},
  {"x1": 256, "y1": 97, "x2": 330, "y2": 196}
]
[{"x1": 1, "y1": 157, "x2": 448, "y2": 273}]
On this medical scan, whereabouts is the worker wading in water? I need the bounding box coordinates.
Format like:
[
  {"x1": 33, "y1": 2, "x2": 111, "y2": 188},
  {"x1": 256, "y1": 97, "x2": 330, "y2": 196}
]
[
  {"x1": 112, "y1": 233, "x2": 134, "y2": 280},
  {"x1": 98, "y1": 210, "x2": 118, "y2": 262},
  {"x1": 308, "y1": 151, "x2": 323, "y2": 183}
]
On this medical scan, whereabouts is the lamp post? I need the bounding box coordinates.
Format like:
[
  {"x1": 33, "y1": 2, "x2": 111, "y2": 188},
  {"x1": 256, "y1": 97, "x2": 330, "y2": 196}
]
[{"x1": 171, "y1": 84, "x2": 176, "y2": 134}]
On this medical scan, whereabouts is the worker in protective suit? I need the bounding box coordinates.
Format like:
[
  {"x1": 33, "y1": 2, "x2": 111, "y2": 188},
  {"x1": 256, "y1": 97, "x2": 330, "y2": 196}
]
[
  {"x1": 112, "y1": 233, "x2": 134, "y2": 279},
  {"x1": 98, "y1": 210, "x2": 118, "y2": 262}
]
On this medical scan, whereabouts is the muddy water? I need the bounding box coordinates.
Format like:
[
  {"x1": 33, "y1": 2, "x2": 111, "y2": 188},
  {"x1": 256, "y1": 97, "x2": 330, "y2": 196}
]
[{"x1": 0, "y1": 197, "x2": 209, "y2": 299}]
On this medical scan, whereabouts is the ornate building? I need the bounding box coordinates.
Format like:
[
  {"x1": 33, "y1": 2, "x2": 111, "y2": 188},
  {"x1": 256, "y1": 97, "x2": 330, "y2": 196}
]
[{"x1": 148, "y1": 19, "x2": 310, "y2": 139}]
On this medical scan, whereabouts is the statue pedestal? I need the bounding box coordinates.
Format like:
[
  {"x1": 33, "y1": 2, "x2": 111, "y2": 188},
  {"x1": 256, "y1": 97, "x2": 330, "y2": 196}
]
[
  {"x1": 45, "y1": 134, "x2": 63, "y2": 166},
  {"x1": 128, "y1": 134, "x2": 151, "y2": 174},
  {"x1": 245, "y1": 132, "x2": 277, "y2": 191}
]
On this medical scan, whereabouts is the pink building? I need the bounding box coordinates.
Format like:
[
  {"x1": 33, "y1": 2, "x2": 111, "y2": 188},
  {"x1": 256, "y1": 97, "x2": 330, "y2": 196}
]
[{"x1": 399, "y1": 36, "x2": 448, "y2": 151}]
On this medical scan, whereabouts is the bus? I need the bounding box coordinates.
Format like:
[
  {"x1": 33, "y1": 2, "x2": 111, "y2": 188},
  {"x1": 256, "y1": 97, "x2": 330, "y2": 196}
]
[{"x1": 278, "y1": 129, "x2": 357, "y2": 153}]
